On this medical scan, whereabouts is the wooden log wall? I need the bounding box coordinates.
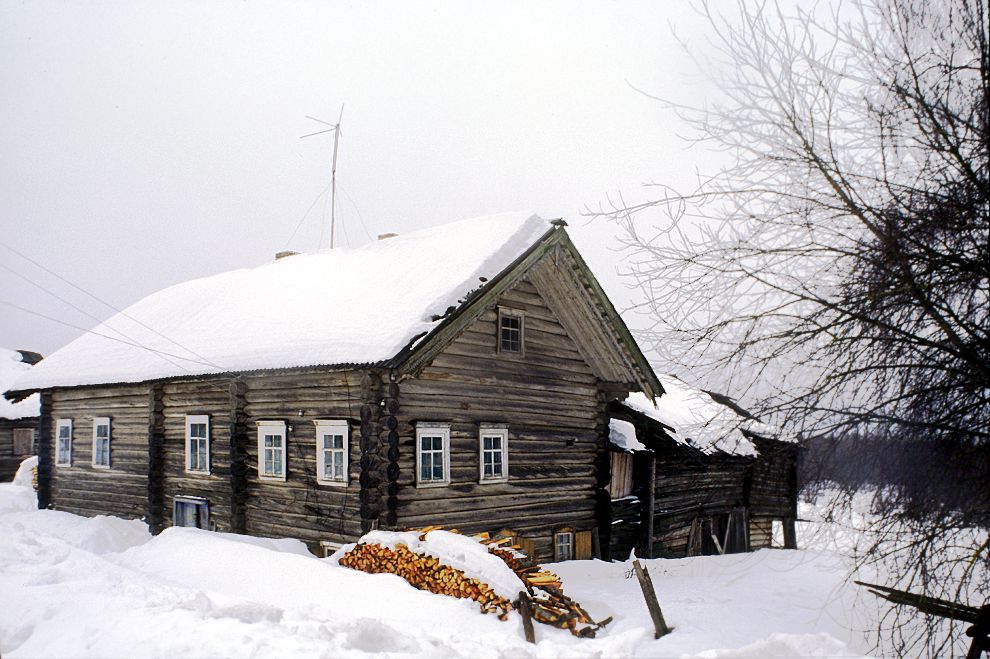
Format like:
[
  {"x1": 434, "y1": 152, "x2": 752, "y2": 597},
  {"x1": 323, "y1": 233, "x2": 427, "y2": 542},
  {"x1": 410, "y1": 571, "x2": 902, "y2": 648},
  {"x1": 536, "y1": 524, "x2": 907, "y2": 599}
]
[
  {"x1": 396, "y1": 277, "x2": 606, "y2": 561},
  {"x1": 229, "y1": 380, "x2": 248, "y2": 534},
  {"x1": 146, "y1": 384, "x2": 165, "y2": 533},
  {"x1": 748, "y1": 436, "x2": 799, "y2": 519},
  {"x1": 0, "y1": 419, "x2": 39, "y2": 483},
  {"x1": 35, "y1": 401, "x2": 50, "y2": 506},
  {"x1": 48, "y1": 385, "x2": 150, "y2": 519},
  {"x1": 240, "y1": 370, "x2": 364, "y2": 546},
  {"x1": 160, "y1": 379, "x2": 234, "y2": 531},
  {"x1": 650, "y1": 452, "x2": 752, "y2": 557}
]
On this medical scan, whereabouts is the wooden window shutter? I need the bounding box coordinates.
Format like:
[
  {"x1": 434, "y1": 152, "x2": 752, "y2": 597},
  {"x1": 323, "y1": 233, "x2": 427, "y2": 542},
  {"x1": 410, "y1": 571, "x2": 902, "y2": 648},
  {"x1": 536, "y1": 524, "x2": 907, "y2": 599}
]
[{"x1": 575, "y1": 530, "x2": 593, "y2": 560}]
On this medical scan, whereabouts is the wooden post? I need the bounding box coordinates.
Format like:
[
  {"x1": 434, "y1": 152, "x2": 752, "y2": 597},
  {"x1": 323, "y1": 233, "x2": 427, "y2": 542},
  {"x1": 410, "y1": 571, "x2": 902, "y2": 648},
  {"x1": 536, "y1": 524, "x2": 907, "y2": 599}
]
[
  {"x1": 645, "y1": 454, "x2": 656, "y2": 558},
  {"x1": 632, "y1": 559, "x2": 671, "y2": 639},
  {"x1": 782, "y1": 517, "x2": 797, "y2": 549},
  {"x1": 146, "y1": 383, "x2": 165, "y2": 533},
  {"x1": 517, "y1": 591, "x2": 536, "y2": 644},
  {"x1": 36, "y1": 392, "x2": 53, "y2": 510},
  {"x1": 228, "y1": 379, "x2": 248, "y2": 535}
]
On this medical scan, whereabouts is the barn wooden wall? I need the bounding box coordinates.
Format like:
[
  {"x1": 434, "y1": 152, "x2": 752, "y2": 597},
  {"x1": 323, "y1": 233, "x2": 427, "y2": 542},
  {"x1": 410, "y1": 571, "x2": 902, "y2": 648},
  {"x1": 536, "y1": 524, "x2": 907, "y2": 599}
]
[
  {"x1": 0, "y1": 420, "x2": 37, "y2": 481},
  {"x1": 48, "y1": 384, "x2": 150, "y2": 519},
  {"x1": 650, "y1": 453, "x2": 751, "y2": 556},
  {"x1": 397, "y1": 278, "x2": 606, "y2": 561}
]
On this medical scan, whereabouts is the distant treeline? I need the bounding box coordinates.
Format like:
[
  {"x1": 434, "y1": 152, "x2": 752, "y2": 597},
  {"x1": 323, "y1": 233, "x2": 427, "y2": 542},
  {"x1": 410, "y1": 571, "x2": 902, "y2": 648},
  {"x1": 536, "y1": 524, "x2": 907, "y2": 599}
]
[{"x1": 799, "y1": 432, "x2": 990, "y2": 527}]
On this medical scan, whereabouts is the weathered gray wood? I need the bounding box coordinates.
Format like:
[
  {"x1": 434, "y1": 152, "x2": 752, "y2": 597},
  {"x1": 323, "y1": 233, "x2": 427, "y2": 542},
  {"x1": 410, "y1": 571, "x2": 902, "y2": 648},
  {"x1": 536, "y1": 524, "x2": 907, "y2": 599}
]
[
  {"x1": 632, "y1": 559, "x2": 672, "y2": 639},
  {"x1": 518, "y1": 592, "x2": 536, "y2": 643},
  {"x1": 147, "y1": 384, "x2": 165, "y2": 533},
  {"x1": 37, "y1": 392, "x2": 52, "y2": 509}
]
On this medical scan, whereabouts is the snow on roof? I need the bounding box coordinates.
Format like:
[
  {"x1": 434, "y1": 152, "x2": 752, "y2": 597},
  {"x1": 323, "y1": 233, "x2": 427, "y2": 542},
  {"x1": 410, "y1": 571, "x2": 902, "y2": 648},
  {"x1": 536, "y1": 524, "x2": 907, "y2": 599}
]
[
  {"x1": 0, "y1": 349, "x2": 40, "y2": 419},
  {"x1": 623, "y1": 374, "x2": 788, "y2": 457},
  {"x1": 10, "y1": 213, "x2": 552, "y2": 391},
  {"x1": 608, "y1": 418, "x2": 645, "y2": 452}
]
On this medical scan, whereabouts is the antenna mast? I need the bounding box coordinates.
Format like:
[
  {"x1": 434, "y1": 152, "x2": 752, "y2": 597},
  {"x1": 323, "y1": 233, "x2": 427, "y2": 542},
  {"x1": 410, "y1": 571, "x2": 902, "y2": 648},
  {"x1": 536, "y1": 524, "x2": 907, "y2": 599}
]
[{"x1": 301, "y1": 105, "x2": 345, "y2": 249}]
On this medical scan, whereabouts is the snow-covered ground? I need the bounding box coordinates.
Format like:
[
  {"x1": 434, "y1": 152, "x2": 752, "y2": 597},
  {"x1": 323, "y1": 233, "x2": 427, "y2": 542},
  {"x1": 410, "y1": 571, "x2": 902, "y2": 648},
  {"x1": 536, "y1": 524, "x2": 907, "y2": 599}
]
[{"x1": 1, "y1": 477, "x2": 881, "y2": 657}]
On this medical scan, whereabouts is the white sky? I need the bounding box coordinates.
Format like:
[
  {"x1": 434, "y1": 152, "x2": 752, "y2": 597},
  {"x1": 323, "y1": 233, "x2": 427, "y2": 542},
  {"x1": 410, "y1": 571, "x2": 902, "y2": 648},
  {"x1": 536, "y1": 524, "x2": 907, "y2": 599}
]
[{"x1": 0, "y1": 1, "x2": 726, "y2": 359}]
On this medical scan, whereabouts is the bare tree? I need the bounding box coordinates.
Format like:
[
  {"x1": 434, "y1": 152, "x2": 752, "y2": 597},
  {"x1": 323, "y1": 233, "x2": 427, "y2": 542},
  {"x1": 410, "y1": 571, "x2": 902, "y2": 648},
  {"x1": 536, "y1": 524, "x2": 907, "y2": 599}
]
[{"x1": 595, "y1": 0, "x2": 988, "y2": 654}]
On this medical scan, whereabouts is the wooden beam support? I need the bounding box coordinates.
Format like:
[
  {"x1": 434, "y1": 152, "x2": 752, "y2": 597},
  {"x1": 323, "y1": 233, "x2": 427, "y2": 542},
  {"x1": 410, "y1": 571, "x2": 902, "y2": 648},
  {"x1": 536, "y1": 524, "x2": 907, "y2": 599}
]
[
  {"x1": 228, "y1": 379, "x2": 248, "y2": 534},
  {"x1": 146, "y1": 383, "x2": 165, "y2": 533},
  {"x1": 36, "y1": 391, "x2": 52, "y2": 510}
]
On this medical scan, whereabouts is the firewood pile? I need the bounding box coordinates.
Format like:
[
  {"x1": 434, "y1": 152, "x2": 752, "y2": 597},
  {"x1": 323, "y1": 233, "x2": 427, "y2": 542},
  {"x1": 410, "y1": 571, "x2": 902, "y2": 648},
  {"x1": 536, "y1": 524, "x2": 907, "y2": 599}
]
[
  {"x1": 337, "y1": 541, "x2": 514, "y2": 619},
  {"x1": 337, "y1": 526, "x2": 611, "y2": 638}
]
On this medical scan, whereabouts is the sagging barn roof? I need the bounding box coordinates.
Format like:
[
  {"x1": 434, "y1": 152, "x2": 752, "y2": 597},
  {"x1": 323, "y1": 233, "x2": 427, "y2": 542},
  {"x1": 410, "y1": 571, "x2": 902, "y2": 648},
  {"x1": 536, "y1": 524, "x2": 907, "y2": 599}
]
[
  {"x1": 0, "y1": 348, "x2": 40, "y2": 419},
  {"x1": 7, "y1": 212, "x2": 662, "y2": 399},
  {"x1": 617, "y1": 374, "x2": 794, "y2": 458}
]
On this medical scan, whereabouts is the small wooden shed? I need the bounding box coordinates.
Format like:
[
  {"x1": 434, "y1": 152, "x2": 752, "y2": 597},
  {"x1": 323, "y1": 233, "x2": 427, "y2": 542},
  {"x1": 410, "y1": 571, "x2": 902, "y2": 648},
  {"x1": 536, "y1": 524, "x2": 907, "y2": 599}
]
[
  {"x1": 0, "y1": 349, "x2": 42, "y2": 481},
  {"x1": 605, "y1": 375, "x2": 799, "y2": 560}
]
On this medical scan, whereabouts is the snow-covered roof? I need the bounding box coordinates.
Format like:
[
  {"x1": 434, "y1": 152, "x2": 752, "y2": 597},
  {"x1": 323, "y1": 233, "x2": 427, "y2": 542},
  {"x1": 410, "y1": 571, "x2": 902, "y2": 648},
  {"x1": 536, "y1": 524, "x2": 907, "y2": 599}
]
[
  {"x1": 622, "y1": 375, "x2": 788, "y2": 457},
  {"x1": 0, "y1": 349, "x2": 40, "y2": 419},
  {"x1": 608, "y1": 418, "x2": 645, "y2": 452},
  {"x1": 10, "y1": 213, "x2": 552, "y2": 391}
]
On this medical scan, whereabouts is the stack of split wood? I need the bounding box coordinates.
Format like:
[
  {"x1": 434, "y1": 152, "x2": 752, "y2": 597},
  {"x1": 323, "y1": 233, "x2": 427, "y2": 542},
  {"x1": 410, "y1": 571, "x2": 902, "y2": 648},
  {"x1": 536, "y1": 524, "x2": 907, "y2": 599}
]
[
  {"x1": 337, "y1": 539, "x2": 513, "y2": 619},
  {"x1": 337, "y1": 526, "x2": 610, "y2": 638}
]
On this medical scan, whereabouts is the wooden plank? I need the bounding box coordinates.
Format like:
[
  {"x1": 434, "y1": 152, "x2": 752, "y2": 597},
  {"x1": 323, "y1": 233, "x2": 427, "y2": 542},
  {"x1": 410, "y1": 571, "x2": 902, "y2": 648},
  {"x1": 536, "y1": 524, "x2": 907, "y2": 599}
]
[{"x1": 632, "y1": 559, "x2": 672, "y2": 639}]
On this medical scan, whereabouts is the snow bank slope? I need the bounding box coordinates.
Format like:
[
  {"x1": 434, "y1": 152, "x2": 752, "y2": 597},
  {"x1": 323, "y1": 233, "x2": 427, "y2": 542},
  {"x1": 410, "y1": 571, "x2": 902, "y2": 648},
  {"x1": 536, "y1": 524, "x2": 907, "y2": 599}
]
[
  {"x1": 0, "y1": 482, "x2": 872, "y2": 658},
  {"x1": 13, "y1": 213, "x2": 550, "y2": 390}
]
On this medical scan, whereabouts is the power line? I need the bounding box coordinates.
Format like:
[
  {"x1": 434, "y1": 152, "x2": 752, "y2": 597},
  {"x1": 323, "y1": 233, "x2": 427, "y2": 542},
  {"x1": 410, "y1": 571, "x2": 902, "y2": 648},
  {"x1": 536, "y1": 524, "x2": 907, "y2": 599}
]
[
  {"x1": 0, "y1": 261, "x2": 194, "y2": 375},
  {"x1": 0, "y1": 240, "x2": 223, "y2": 371},
  {"x1": 0, "y1": 298, "x2": 221, "y2": 370}
]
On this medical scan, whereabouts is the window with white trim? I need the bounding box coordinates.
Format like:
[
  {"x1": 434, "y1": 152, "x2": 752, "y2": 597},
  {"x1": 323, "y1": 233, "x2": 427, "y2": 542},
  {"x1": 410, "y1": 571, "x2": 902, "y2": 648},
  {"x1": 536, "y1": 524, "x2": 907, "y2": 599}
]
[
  {"x1": 56, "y1": 419, "x2": 72, "y2": 466},
  {"x1": 185, "y1": 415, "x2": 210, "y2": 474},
  {"x1": 479, "y1": 425, "x2": 509, "y2": 483},
  {"x1": 416, "y1": 423, "x2": 450, "y2": 487},
  {"x1": 554, "y1": 529, "x2": 575, "y2": 561},
  {"x1": 257, "y1": 420, "x2": 287, "y2": 481},
  {"x1": 498, "y1": 307, "x2": 524, "y2": 354},
  {"x1": 92, "y1": 417, "x2": 111, "y2": 468},
  {"x1": 315, "y1": 420, "x2": 348, "y2": 485}
]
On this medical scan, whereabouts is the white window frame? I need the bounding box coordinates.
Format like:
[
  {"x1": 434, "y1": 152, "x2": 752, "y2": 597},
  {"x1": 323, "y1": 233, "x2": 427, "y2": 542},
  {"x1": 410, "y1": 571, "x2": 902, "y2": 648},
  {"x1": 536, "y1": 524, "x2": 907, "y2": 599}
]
[
  {"x1": 415, "y1": 423, "x2": 450, "y2": 488},
  {"x1": 257, "y1": 420, "x2": 287, "y2": 482},
  {"x1": 315, "y1": 419, "x2": 349, "y2": 486},
  {"x1": 554, "y1": 529, "x2": 575, "y2": 561},
  {"x1": 92, "y1": 417, "x2": 111, "y2": 469},
  {"x1": 478, "y1": 424, "x2": 509, "y2": 483},
  {"x1": 56, "y1": 419, "x2": 73, "y2": 467},
  {"x1": 497, "y1": 307, "x2": 525, "y2": 355},
  {"x1": 185, "y1": 414, "x2": 211, "y2": 474}
]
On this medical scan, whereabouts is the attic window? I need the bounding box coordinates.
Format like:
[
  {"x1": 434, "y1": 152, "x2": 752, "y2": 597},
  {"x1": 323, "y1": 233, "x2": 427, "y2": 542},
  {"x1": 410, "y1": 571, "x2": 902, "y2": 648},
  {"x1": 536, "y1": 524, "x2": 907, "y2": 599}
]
[{"x1": 498, "y1": 308, "x2": 524, "y2": 354}]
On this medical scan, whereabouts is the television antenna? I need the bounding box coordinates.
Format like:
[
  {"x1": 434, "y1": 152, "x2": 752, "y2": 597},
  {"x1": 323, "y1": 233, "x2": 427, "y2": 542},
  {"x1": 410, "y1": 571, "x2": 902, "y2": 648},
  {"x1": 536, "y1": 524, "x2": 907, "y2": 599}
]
[{"x1": 300, "y1": 105, "x2": 344, "y2": 249}]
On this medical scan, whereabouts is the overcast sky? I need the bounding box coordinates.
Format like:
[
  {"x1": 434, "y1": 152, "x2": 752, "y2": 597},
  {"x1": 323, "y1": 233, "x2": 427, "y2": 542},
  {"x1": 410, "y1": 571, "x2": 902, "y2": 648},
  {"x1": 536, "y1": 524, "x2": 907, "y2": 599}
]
[{"x1": 1, "y1": 1, "x2": 726, "y2": 361}]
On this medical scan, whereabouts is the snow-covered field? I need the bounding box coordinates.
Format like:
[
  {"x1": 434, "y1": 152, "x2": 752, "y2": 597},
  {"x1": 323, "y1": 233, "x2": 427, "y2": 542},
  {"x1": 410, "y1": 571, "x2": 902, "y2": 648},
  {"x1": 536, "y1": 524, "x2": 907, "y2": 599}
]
[{"x1": 1, "y1": 476, "x2": 880, "y2": 657}]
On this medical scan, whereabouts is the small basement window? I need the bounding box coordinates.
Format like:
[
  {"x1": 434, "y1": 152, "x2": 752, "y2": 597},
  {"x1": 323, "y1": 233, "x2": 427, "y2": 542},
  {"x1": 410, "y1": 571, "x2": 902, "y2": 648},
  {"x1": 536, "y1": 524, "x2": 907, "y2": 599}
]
[
  {"x1": 185, "y1": 415, "x2": 210, "y2": 474},
  {"x1": 56, "y1": 419, "x2": 72, "y2": 466},
  {"x1": 257, "y1": 420, "x2": 287, "y2": 481},
  {"x1": 554, "y1": 528, "x2": 575, "y2": 561},
  {"x1": 173, "y1": 496, "x2": 210, "y2": 529},
  {"x1": 315, "y1": 420, "x2": 349, "y2": 486},
  {"x1": 92, "y1": 417, "x2": 111, "y2": 468},
  {"x1": 478, "y1": 424, "x2": 509, "y2": 483},
  {"x1": 497, "y1": 308, "x2": 524, "y2": 354},
  {"x1": 416, "y1": 423, "x2": 450, "y2": 487}
]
